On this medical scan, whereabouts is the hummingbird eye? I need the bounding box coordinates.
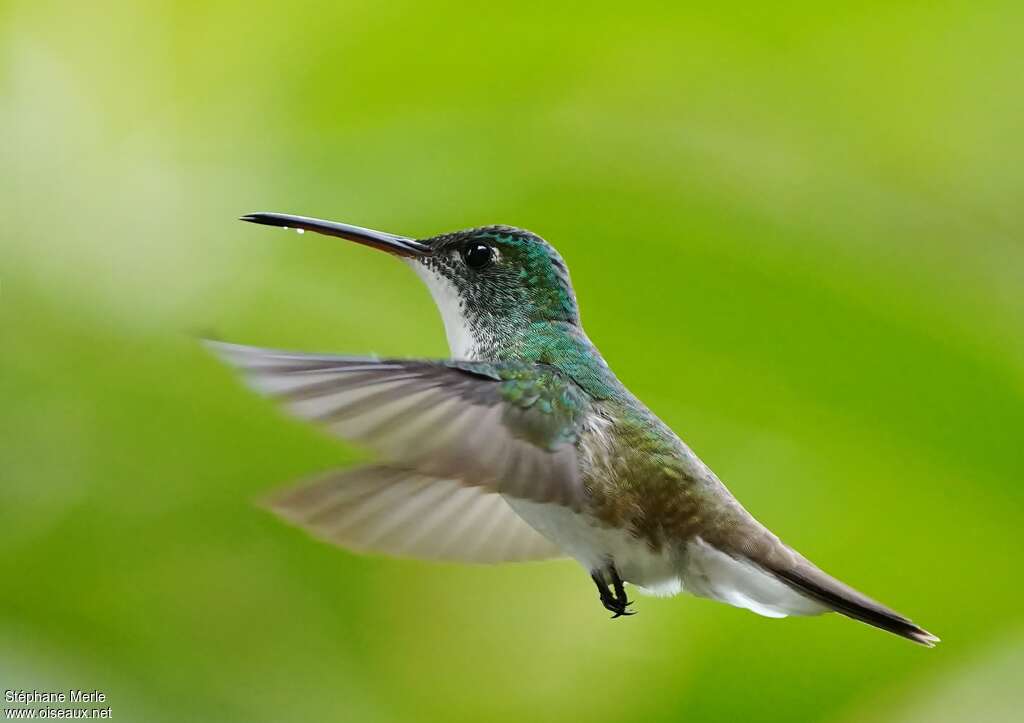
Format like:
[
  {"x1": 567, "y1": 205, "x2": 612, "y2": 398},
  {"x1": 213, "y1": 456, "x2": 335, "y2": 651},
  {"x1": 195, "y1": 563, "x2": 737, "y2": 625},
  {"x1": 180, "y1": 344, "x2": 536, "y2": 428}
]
[{"x1": 461, "y1": 243, "x2": 495, "y2": 270}]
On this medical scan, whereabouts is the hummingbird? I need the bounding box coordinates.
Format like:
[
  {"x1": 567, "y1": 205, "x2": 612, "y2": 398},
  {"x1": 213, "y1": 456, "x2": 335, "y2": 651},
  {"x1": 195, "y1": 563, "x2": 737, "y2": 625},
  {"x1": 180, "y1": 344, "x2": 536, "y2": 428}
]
[{"x1": 209, "y1": 211, "x2": 938, "y2": 646}]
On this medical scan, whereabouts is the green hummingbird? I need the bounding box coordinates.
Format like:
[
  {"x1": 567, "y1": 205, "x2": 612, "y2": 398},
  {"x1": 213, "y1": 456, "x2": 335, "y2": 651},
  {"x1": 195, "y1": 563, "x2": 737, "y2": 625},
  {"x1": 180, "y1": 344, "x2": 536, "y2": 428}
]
[{"x1": 210, "y1": 211, "x2": 937, "y2": 646}]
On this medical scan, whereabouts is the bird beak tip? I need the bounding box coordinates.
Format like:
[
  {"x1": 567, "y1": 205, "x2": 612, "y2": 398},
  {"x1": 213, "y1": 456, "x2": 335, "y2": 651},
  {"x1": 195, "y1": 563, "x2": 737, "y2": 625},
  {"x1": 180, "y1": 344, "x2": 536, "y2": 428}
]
[{"x1": 236, "y1": 211, "x2": 431, "y2": 258}]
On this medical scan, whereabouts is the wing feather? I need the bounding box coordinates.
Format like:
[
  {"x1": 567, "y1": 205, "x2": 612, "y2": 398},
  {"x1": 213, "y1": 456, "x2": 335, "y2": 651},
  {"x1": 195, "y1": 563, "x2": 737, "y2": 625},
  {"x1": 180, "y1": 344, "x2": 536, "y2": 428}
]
[
  {"x1": 267, "y1": 465, "x2": 564, "y2": 563},
  {"x1": 208, "y1": 340, "x2": 590, "y2": 510}
]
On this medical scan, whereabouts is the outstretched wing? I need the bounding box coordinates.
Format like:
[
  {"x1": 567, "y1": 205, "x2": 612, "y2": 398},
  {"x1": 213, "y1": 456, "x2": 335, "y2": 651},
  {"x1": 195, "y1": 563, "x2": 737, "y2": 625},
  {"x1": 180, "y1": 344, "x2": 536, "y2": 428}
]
[
  {"x1": 207, "y1": 341, "x2": 591, "y2": 510},
  {"x1": 266, "y1": 465, "x2": 564, "y2": 562}
]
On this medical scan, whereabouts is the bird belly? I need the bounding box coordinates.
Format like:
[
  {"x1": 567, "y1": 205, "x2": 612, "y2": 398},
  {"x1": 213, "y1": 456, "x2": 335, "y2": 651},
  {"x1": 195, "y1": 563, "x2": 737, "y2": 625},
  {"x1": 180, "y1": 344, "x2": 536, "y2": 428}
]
[{"x1": 502, "y1": 497, "x2": 683, "y2": 597}]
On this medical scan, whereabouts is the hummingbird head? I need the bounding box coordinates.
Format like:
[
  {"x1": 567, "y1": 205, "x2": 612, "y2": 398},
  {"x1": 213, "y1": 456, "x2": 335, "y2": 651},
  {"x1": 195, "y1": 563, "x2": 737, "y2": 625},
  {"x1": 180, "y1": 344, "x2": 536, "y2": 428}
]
[{"x1": 241, "y1": 213, "x2": 579, "y2": 360}]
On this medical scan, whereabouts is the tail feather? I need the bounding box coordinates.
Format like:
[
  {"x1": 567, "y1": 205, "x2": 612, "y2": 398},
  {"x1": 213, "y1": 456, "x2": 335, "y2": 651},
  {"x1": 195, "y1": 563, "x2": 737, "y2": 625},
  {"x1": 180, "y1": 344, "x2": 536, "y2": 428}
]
[
  {"x1": 706, "y1": 514, "x2": 939, "y2": 646},
  {"x1": 768, "y1": 560, "x2": 939, "y2": 647}
]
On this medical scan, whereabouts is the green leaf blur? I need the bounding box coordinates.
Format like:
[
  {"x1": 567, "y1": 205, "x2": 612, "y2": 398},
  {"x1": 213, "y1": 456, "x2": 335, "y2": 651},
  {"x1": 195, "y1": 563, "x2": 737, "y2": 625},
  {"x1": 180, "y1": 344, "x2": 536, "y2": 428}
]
[{"x1": 2, "y1": 2, "x2": 1021, "y2": 721}]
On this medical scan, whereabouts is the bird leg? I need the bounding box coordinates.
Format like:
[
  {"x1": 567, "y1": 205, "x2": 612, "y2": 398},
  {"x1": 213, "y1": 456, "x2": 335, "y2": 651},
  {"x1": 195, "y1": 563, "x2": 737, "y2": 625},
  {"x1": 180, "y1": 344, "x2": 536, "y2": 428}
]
[
  {"x1": 609, "y1": 566, "x2": 634, "y2": 615},
  {"x1": 591, "y1": 564, "x2": 635, "y2": 618}
]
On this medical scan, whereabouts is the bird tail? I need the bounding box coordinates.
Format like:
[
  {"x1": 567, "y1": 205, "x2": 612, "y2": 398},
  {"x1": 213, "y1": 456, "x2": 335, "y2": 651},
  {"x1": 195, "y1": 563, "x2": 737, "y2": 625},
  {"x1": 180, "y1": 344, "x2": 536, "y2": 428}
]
[
  {"x1": 696, "y1": 516, "x2": 938, "y2": 646},
  {"x1": 761, "y1": 553, "x2": 939, "y2": 646}
]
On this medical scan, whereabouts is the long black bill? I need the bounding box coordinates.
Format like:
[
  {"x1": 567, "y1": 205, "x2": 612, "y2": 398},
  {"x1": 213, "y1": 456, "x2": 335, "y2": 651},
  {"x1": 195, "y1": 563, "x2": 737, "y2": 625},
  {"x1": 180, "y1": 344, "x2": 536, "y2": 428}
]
[{"x1": 240, "y1": 212, "x2": 432, "y2": 258}]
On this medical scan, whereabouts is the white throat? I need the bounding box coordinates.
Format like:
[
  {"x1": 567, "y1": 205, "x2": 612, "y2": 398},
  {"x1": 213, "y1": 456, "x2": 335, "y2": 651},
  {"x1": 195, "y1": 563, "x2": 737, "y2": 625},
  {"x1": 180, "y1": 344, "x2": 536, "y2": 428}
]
[{"x1": 409, "y1": 262, "x2": 477, "y2": 360}]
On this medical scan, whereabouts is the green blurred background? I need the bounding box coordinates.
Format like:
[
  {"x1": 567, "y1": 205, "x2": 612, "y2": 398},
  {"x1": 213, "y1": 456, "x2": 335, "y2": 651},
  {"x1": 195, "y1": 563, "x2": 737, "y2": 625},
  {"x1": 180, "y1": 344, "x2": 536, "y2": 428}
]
[{"x1": 3, "y1": 1, "x2": 1022, "y2": 721}]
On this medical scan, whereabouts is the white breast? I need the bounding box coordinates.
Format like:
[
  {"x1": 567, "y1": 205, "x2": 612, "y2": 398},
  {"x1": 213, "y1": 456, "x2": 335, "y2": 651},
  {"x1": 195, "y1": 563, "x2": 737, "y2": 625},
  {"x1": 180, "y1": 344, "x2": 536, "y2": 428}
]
[{"x1": 408, "y1": 262, "x2": 476, "y2": 359}]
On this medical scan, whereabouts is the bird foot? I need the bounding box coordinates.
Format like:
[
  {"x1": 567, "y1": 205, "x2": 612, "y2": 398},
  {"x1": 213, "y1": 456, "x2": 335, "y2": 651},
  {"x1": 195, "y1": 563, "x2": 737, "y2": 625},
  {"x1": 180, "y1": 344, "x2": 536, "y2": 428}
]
[{"x1": 592, "y1": 565, "x2": 636, "y2": 619}]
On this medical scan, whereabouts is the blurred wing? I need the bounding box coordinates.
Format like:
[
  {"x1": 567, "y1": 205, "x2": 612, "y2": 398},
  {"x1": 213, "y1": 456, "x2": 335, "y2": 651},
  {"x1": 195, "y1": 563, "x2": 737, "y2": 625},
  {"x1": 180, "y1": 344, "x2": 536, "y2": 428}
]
[
  {"x1": 207, "y1": 341, "x2": 590, "y2": 510},
  {"x1": 267, "y1": 465, "x2": 564, "y2": 562}
]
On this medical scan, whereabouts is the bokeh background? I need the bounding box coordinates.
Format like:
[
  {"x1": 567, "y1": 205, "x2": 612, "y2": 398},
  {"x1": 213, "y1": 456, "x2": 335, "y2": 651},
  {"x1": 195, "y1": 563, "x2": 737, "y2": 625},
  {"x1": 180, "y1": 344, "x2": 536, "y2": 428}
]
[{"x1": 3, "y1": 2, "x2": 1023, "y2": 721}]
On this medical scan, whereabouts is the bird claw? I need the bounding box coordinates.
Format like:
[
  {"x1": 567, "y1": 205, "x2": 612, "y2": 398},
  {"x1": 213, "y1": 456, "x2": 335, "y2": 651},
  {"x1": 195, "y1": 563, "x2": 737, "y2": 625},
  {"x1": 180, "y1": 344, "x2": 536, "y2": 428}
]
[{"x1": 593, "y1": 564, "x2": 636, "y2": 619}]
